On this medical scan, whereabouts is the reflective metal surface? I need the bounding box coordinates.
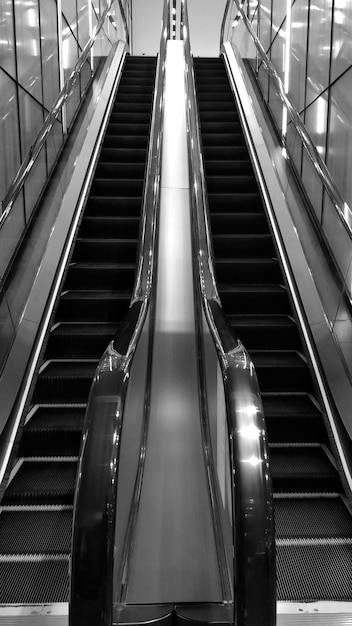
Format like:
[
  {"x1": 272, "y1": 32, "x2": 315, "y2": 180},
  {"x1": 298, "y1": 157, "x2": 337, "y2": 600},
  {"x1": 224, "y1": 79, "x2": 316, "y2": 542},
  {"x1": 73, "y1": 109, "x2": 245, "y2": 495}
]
[{"x1": 183, "y1": 0, "x2": 276, "y2": 623}]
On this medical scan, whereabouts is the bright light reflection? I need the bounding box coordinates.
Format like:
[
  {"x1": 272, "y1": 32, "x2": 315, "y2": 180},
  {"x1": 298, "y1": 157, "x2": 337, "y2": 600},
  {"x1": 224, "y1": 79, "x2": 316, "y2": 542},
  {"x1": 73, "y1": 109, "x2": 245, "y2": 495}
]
[
  {"x1": 243, "y1": 455, "x2": 262, "y2": 467},
  {"x1": 27, "y1": 7, "x2": 36, "y2": 28},
  {"x1": 239, "y1": 424, "x2": 261, "y2": 441},
  {"x1": 238, "y1": 404, "x2": 259, "y2": 418},
  {"x1": 282, "y1": 0, "x2": 292, "y2": 138}
]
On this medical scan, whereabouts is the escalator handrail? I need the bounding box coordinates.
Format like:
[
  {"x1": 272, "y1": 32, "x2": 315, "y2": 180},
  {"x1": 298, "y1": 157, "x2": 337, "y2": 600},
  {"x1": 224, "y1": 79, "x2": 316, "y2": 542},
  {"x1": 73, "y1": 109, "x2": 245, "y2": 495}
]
[
  {"x1": 221, "y1": 0, "x2": 352, "y2": 242},
  {"x1": 181, "y1": 1, "x2": 276, "y2": 623},
  {"x1": 69, "y1": 2, "x2": 170, "y2": 625},
  {"x1": 0, "y1": 0, "x2": 129, "y2": 227}
]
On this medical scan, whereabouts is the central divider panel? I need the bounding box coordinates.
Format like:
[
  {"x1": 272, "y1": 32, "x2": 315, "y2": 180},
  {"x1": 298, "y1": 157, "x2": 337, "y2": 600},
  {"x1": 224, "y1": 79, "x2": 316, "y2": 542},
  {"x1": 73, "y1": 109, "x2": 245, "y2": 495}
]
[{"x1": 125, "y1": 41, "x2": 222, "y2": 604}]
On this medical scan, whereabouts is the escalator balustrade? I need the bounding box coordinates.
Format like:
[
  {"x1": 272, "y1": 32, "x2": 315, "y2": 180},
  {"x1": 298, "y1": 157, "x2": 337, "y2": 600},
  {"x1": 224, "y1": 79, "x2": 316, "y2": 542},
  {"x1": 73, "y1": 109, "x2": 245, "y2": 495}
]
[
  {"x1": 194, "y1": 56, "x2": 352, "y2": 603},
  {"x1": 0, "y1": 55, "x2": 157, "y2": 604}
]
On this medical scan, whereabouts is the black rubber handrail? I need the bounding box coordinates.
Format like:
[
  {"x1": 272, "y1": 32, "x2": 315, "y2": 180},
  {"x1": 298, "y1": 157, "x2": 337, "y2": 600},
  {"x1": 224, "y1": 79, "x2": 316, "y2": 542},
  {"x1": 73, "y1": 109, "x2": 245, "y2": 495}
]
[
  {"x1": 69, "y1": 1, "x2": 170, "y2": 624},
  {"x1": 0, "y1": 0, "x2": 129, "y2": 227},
  {"x1": 181, "y1": 1, "x2": 276, "y2": 624}
]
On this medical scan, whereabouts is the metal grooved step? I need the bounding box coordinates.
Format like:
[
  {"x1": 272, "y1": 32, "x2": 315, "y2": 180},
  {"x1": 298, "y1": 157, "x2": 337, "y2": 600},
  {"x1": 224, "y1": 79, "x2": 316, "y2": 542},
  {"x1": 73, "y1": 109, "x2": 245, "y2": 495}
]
[{"x1": 0, "y1": 55, "x2": 157, "y2": 605}]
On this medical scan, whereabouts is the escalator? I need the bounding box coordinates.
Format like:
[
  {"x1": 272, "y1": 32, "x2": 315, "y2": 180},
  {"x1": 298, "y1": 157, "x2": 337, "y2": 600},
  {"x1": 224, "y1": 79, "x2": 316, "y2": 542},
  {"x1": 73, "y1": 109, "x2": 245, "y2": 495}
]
[
  {"x1": 194, "y1": 56, "x2": 352, "y2": 603},
  {"x1": 0, "y1": 55, "x2": 157, "y2": 604}
]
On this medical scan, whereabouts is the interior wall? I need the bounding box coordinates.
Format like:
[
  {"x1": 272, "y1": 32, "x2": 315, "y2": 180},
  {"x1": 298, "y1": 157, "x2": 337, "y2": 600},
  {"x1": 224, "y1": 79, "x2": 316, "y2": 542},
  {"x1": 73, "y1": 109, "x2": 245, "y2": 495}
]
[
  {"x1": 131, "y1": 0, "x2": 164, "y2": 55},
  {"x1": 187, "y1": 0, "x2": 227, "y2": 57},
  {"x1": 131, "y1": 0, "x2": 227, "y2": 56}
]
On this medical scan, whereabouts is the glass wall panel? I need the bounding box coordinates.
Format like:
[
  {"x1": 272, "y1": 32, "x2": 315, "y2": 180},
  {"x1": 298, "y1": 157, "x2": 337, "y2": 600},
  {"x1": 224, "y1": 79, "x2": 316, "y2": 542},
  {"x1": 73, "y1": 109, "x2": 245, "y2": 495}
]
[
  {"x1": 0, "y1": 193, "x2": 25, "y2": 275},
  {"x1": 46, "y1": 119, "x2": 64, "y2": 172},
  {"x1": 0, "y1": 286, "x2": 16, "y2": 372},
  {"x1": 269, "y1": 20, "x2": 285, "y2": 83},
  {"x1": 306, "y1": 0, "x2": 333, "y2": 106},
  {"x1": 271, "y1": 0, "x2": 286, "y2": 40},
  {"x1": 259, "y1": 0, "x2": 272, "y2": 53},
  {"x1": 62, "y1": 0, "x2": 78, "y2": 38},
  {"x1": 301, "y1": 151, "x2": 323, "y2": 221},
  {"x1": 14, "y1": 0, "x2": 42, "y2": 103},
  {"x1": 0, "y1": 69, "x2": 21, "y2": 204},
  {"x1": 327, "y1": 66, "x2": 352, "y2": 214},
  {"x1": 305, "y1": 93, "x2": 328, "y2": 161},
  {"x1": 286, "y1": 121, "x2": 302, "y2": 175},
  {"x1": 40, "y1": 0, "x2": 60, "y2": 110},
  {"x1": 77, "y1": 0, "x2": 90, "y2": 50},
  {"x1": 331, "y1": 0, "x2": 352, "y2": 83},
  {"x1": 18, "y1": 86, "x2": 44, "y2": 158},
  {"x1": 258, "y1": 63, "x2": 269, "y2": 101},
  {"x1": 0, "y1": 0, "x2": 16, "y2": 77},
  {"x1": 80, "y1": 60, "x2": 92, "y2": 95},
  {"x1": 322, "y1": 193, "x2": 352, "y2": 288},
  {"x1": 24, "y1": 149, "x2": 47, "y2": 221},
  {"x1": 62, "y1": 18, "x2": 79, "y2": 82},
  {"x1": 289, "y1": 0, "x2": 308, "y2": 113},
  {"x1": 66, "y1": 82, "x2": 81, "y2": 129}
]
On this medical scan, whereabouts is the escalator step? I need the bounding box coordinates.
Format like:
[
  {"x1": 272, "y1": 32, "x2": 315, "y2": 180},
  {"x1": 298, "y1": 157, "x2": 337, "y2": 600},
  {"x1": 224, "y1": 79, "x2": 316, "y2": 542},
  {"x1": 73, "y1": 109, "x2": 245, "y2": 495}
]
[
  {"x1": 228, "y1": 314, "x2": 299, "y2": 349},
  {"x1": 73, "y1": 239, "x2": 138, "y2": 263},
  {"x1": 2, "y1": 461, "x2": 77, "y2": 505},
  {"x1": 119, "y1": 76, "x2": 155, "y2": 86},
  {"x1": 211, "y1": 212, "x2": 268, "y2": 234},
  {"x1": 250, "y1": 350, "x2": 310, "y2": 392},
  {"x1": 90, "y1": 178, "x2": 144, "y2": 196},
  {"x1": 85, "y1": 196, "x2": 142, "y2": 216},
  {"x1": 95, "y1": 161, "x2": 146, "y2": 178},
  {"x1": 0, "y1": 560, "x2": 69, "y2": 603},
  {"x1": 115, "y1": 93, "x2": 156, "y2": 105},
  {"x1": 79, "y1": 216, "x2": 140, "y2": 238},
  {"x1": 270, "y1": 446, "x2": 340, "y2": 493},
  {"x1": 99, "y1": 147, "x2": 147, "y2": 163},
  {"x1": 103, "y1": 134, "x2": 148, "y2": 149},
  {"x1": 117, "y1": 85, "x2": 154, "y2": 95},
  {"x1": 205, "y1": 160, "x2": 252, "y2": 176},
  {"x1": 199, "y1": 111, "x2": 239, "y2": 123},
  {"x1": 20, "y1": 405, "x2": 85, "y2": 456},
  {"x1": 200, "y1": 121, "x2": 242, "y2": 134},
  {"x1": 218, "y1": 284, "x2": 290, "y2": 314},
  {"x1": 202, "y1": 133, "x2": 246, "y2": 147},
  {"x1": 34, "y1": 360, "x2": 98, "y2": 403},
  {"x1": 216, "y1": 258, "x2": 282, "y2": 283},
  {"x1": 106, "y1": 122, "x2": 150, "y2": 136},
  {"x1": 262, "y1": 393, "x2": 326, "y2": 443},
  {"x1": 208, "y1": 192, "x2": 263, "y2": 212},
  {"x1": 0, "y1": 508, "x2": 72, "y2": 554},
  {"x1": 65, "y1": 263, "x2": 136, "y2": 289},
  {"x1": 110, "y1": 111, "x2": 151, "y2": 124},
  {"x1": 198, "y1": 100, "x2": 236, "y2": 112},
  {"x1": 274, "y1": 496, "x2": 352, "y2": 539},
  {"x1": 276, "y1": 543, "x2": 352, "y2": 601},
  {"x1": 56, "y1": 291, "x2": 131, "y2": 322},
  {"x1": 204, "y1": 146, "x2": 248, "y2": 160},
  {"x1": 213, "y1": 233, "x2": 275, "y2": 256},
  {"x1": 207, "y1": 175, "x2": 257, "y2": 192},
  {"x1": 47, "y1": 323, "x2": 118, "y2": 358},
  {"x1": 113, "y1": 102, "x2": 152, "y2": 114}
]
